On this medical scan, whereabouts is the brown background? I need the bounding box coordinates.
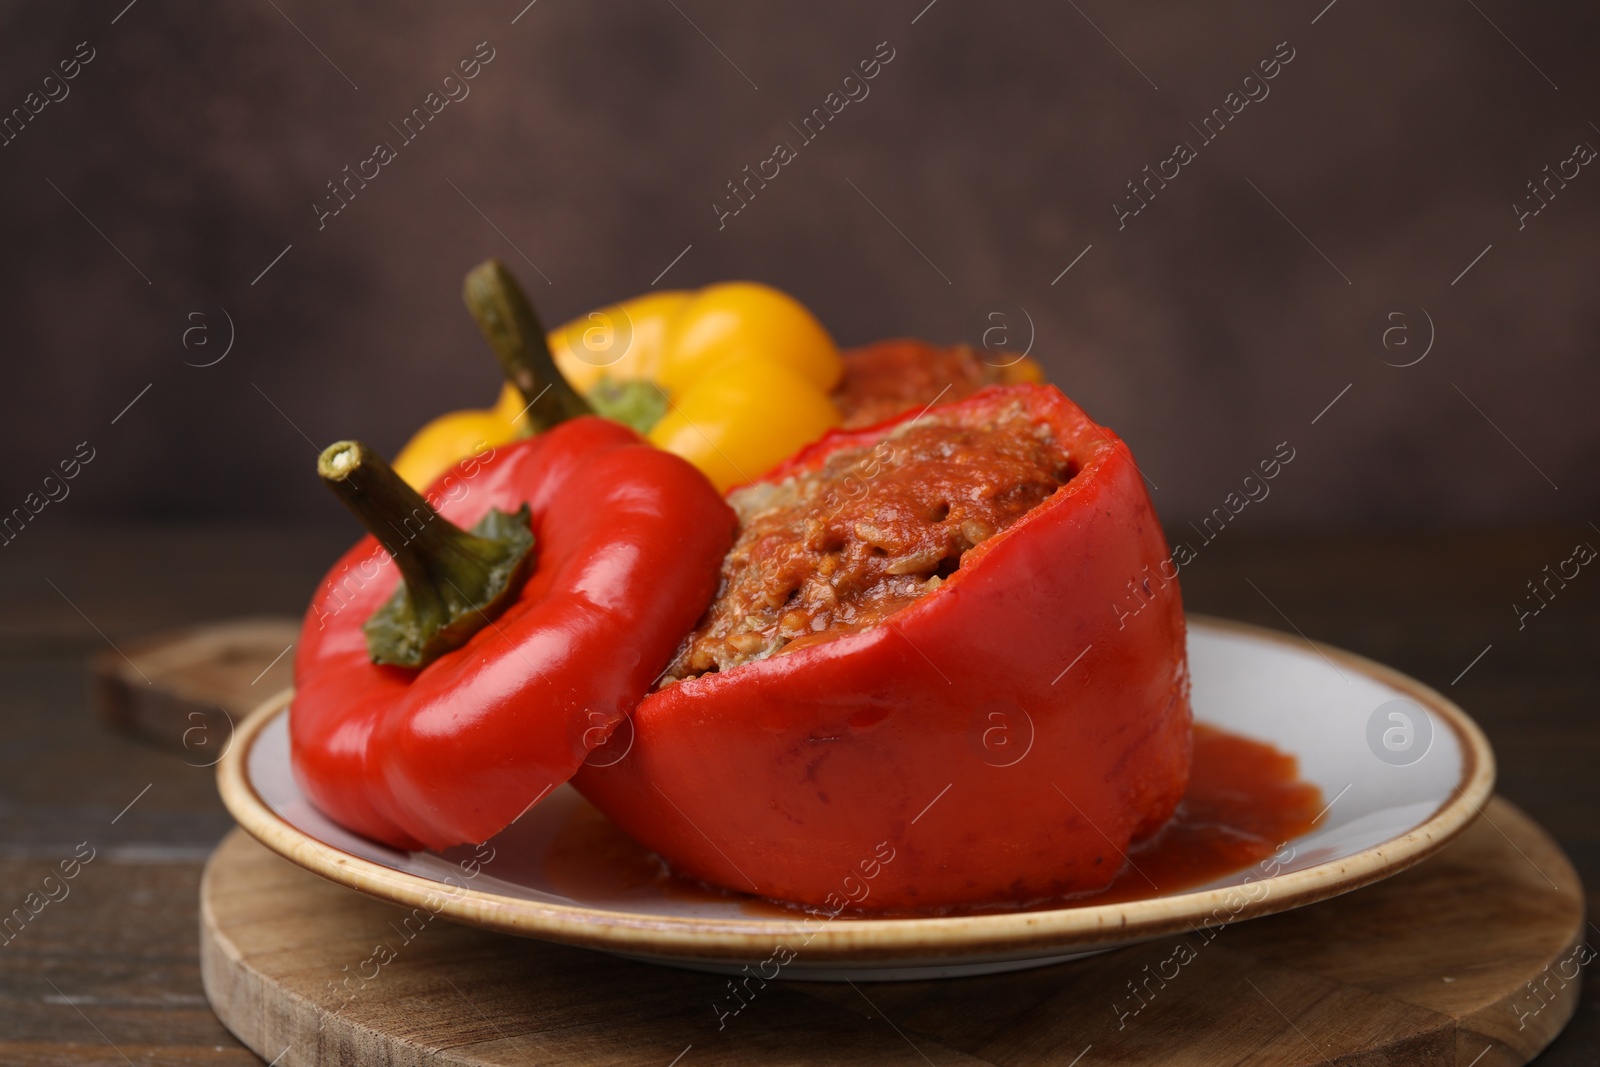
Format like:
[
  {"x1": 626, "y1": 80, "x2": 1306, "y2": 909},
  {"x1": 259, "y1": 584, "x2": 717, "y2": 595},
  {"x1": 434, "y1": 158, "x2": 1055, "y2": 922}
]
[{"x1": 0, "y1": 0, "x2": 1596, "y2": 527}]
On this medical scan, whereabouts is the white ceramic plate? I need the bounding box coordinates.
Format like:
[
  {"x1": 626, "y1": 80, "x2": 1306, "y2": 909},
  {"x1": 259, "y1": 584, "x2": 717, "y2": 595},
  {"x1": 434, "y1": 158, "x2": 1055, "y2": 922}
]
[{"x1": 218, "y1": 616, "x2": 1494, "y2": 981}]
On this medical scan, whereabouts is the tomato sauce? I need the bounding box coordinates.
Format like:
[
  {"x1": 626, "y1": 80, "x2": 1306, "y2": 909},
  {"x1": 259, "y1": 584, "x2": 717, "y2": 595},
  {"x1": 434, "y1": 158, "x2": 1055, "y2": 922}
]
[
  {"x1": 1085, "y1": 723, "x2": 1324, "y2": 906},
  {"x1": 543, "y1": 724, "x2": 1323, "y2": 915}
]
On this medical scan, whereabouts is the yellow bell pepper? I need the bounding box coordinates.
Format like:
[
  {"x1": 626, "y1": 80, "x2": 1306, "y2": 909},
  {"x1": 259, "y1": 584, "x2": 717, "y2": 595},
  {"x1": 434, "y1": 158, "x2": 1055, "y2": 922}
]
[
  {"x1": 395, "y1": 265, "x2": 844, "y2": 494},
  {"x1": 1002, "y1": 358, "x2": 1047, "y2": 385},
  {"x1": 550, "y1": 282, "x2": 842, "y2": 492},
  {"x1": 391, "y1": 393, "x2": 523, "y2": 490}
]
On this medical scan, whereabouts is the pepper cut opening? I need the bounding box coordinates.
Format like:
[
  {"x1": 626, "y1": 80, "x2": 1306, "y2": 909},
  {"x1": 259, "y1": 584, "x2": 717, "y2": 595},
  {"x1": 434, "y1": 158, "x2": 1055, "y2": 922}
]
[{"x1": 663, "y1": 401, "x2": 1076, "y2": 682}]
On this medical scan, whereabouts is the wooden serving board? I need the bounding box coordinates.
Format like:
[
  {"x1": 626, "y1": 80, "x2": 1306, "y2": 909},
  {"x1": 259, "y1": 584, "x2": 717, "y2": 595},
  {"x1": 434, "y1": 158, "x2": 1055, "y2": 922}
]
[
  {"x1": 201, "y1": 797, "x2": 1584, "y2": 1066},
  {"x1": 91, "y1": 616, "x2": 299, "y2": 752}
]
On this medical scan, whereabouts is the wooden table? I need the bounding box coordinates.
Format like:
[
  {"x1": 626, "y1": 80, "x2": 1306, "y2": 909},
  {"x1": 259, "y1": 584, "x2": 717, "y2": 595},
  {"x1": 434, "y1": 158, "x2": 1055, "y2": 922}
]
[{"x1": 1, "y1": 523, "x2": 1595, "y2": 1064}]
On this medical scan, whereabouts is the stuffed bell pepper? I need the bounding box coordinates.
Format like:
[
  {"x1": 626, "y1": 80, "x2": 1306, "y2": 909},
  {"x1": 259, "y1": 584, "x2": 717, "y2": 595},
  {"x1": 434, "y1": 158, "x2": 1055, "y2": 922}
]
[
  {"x1": 575, "y1": 384, "x2": 1191, "y2": 911},
  {"x1": 833, "y1": 337, "x2": 1046, "y2": 429}
]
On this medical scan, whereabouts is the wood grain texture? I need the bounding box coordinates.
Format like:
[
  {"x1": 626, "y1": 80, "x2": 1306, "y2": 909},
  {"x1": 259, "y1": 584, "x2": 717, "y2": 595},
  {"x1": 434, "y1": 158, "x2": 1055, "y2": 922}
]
[
  {"x1": 90, "y1": 617, "x2": 300, "y2": 753},
  {"x1": 200, "y1": 798, "x2": 1584, "y2": 1066}
]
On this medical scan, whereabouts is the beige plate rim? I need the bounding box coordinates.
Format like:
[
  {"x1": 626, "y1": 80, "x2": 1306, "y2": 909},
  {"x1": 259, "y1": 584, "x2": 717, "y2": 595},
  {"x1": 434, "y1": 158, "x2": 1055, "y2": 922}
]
[{"x1": 216, "y1": 615, "x2": 1496, "y2": 963}]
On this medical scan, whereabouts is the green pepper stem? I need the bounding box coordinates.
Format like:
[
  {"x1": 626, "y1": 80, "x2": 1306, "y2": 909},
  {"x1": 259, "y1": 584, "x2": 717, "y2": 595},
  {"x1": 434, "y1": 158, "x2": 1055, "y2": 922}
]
[
  {"x1": 318, "y1": 440, "x2": 536, "y2": 669},
  {"x1": 463, "y1": 258, "x2": 592, "y2": 434}
]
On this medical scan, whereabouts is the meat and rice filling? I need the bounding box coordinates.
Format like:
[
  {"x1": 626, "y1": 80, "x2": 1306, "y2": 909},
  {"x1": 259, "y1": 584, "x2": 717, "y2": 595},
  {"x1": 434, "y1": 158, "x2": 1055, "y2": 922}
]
[
  {"x1": 664, "y1": 402, "x2": 1075, "y2": 682},
  {"x1": 832, "y1": 340, "x2": 1013, "y2": 429}
]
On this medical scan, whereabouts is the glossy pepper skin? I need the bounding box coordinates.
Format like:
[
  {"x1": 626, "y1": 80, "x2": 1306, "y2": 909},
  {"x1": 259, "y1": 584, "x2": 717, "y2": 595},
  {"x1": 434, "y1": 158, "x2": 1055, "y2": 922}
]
[
  {"x1": 395, "y1": 281, "x2": 845, "y2": 494},
  {"x1": 292, "y1": 417, "x2": 736, "y2": 851},
  {"x1": 574, "y1": 385, "x2": 1191, "y2": 911}
]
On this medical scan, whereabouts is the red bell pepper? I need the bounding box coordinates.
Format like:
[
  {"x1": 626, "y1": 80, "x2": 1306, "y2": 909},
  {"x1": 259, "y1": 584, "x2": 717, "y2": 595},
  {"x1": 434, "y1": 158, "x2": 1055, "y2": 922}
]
[
  {"x1": 575, "y1": 384, "x2": 1191, "y2": 911},
  {"x1": 291, "y1": 416, "x2": 735, "y2": 851}
]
